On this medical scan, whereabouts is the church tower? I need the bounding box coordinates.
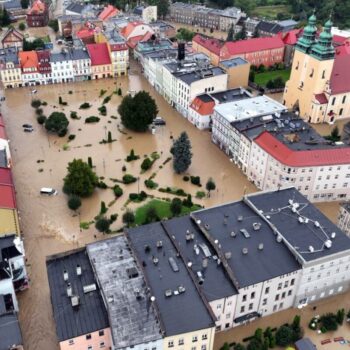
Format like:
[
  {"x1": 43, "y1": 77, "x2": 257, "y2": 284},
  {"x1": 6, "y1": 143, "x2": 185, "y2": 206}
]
[{"x1": 283, "y1": 14, "x2": 335, "y2": 122}]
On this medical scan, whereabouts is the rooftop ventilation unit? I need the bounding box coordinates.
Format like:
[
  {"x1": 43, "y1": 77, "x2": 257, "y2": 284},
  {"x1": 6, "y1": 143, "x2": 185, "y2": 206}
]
[
  {"x1": 156, "y1": 240, "x2": 163, "y2": 248},
  {"x1": 242, "y1": 248, "x2": 248, "y2": 255},
  {"x1": 194, "y1": 244, "x2": 200, "y2": 255},
  {"x1": 288, "y1": 199, "x2": 294, "y2": 205},
  {"x1": 174, "y1": 290, "x2": 179, "y2": 296},
  {"x1": 169, "y1": 257, "x2": 179, "y2": 272},
  {"x1": 304, "y1": 218, "x2": 309, "y2": 224},
  {"x1": 187, "y1": 261, "x2": 193, "y2": 268},
  {"x1": 127, "y1": 267, "x2": 139, "y2": 279},
  {"x1": 199, "y1": 243, "x2": 211, "y2": 258},
  {"x1": 314, "y1": 221, "x2": 320, "y2": 228},
  {"x1": 135, "y1": 288, "x2": 142, "y2": 300},
  {"x1": 325, "y1": 240, "x2": 332, "y2": 249},
  {"x1": 63, "y1": 270, "x2": 69, "y2": 281},
  {"x1": 276, "y1": 235, "x2": 283, "y2": 243},
  {"x1": 108, "y1": 296, "x2": 114, "y2": 303},
  {"x1": 224, "y1": 252, "x2": 232, "y2": 259},
  {"x1": 71, "y1": 295, "x2": 80, "y2": 307},
  {"x1": 298, "y1": 217, "x2": 304, "y2": 224},
  {"x1": 186, "y1": 231, "x2": 194, "y2": 241},
  {"x1": 76, "y1": 264, "x2": 81, "y2": 276},
  {"x1": 144, "y1": 245, "x2": 151, "y2": 253},
  {"x1": 237, "y1": 216, "x2": 243, "y2": 222},
  {"x1": 178, "y1": 285, "x2": 186, "y2": 293},
  {"x1": 309, "y1": 246, "x2": 314, "y2": 253},
  {"x1": 258, "y1": 243, "x2": 264, "y2": 250},
  {"x1": 83, "y1": 283, "x2": 97, "y2": 294},
  {"x1": 292, "y1": 207, "x2": 297, "y2": 213},
  {"x1": 205, "y1": 223, "x2": 210, "y2": 230},
  {"x1": 230, "y1": 231, "x2": 237, "y2": 237},
  {"x1": 165, "y1": 289, "x2": 172, "y2": 297},
  {"x1": 266, "y1": 215, "x2": 271, "y2": 220},
  {"x1": 67, "y1": 283, "x2": 72, "y2": 297},
  {"x1": 240, "y1": 228, "x2": 250, "y2": 238},
  {"x1": 202, "y1": 258, "x2": 208, "y2": 268},
  {"x1": 252, "y1": 222, "x2": 261, "y2": 231},
  {"x1": 196, "y1": 219, "x2": 201, "y2": 225},
  {"x1": 331, "y1": 232, "x2": 336, "y2": 239},
  {"x1": 153, "y1": 257, "x2": 159, "y2": 265}
]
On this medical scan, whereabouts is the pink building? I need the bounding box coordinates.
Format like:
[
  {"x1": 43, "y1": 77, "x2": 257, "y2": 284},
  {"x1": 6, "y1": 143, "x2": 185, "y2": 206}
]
[{"x1": 46, "y1": 249, "x2": 113, "y2": 350}]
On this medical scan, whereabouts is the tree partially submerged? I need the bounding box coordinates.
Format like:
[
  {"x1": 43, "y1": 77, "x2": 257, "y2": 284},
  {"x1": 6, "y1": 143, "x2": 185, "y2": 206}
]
[
  {"x1": 45, "y1": 112, "x2": 69, "y2": 137},
  {"x1": 170, "y1": 132, "x2": 192, "y2": 173},
  {"x1": 118, "y1": 91, "x2": 158, "y2": 132},
  {"x1": 63, "y1": 159, "x2": 98, "y2": 197}
]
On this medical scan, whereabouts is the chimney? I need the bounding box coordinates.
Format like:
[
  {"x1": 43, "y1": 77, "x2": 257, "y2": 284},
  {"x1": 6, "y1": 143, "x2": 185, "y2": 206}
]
[
  {"x1": 76, "y1": 264, "x2": 81, "y2": 276},
  {"x1": 178, "y1": 42, "x2": 185, "y2": 61}
]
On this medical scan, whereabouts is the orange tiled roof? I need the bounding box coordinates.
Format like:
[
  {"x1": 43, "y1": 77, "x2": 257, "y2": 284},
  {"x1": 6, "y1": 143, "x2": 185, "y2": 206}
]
[
  {"x1": 28, "y1": 0, "x2": 46, "y2": 15},
  {"x1": 120, "y1": 21, "x2": 143, "y2": 39},
  {"x1": 190, "y1": 95, "x2": 215, "y2": 116},
  {"x1": 18, "y1": 51, "x2": 38, "y2": 69},
  {"x1": 98, "y1": 5, "x2": 119, "y2": 21}
]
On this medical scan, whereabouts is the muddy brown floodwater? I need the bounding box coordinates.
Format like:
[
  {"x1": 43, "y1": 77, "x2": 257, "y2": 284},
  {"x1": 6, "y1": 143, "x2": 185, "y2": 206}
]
[{"x1": 1, "y1": 61, "x2": 342, "y2": 350}]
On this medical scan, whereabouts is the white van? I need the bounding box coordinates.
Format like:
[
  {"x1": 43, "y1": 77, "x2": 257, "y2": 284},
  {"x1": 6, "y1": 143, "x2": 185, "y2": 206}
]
[{"x1": 40, "y1": 188, "x2": 58, "y2": 196}]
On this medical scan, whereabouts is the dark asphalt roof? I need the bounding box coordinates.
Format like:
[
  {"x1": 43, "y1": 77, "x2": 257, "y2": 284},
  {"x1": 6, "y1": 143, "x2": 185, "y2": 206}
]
[
  {"x1": 3, "y1": 0, "x2": 21, "y2": 10},
  {"x1": 0, "y1": 149, "x2": 6, "y2": 168},
  {"x1": 232, "y1": 111, "x2": 348, "y2": 151},
  {"x1": 196, "y1": 93, "x2": 214, "y2": 104},
  {"x1": 66, "y1": 2, "x2": 85, "y2": 14},
  {"x1": 163, "y1": 216, "x2": 237, "y2": 301},
  {"x1": 257, "y1": 20, "x2": 283, "y2": 34},
  {"x1": 247, "y1": 188, "x2": 350, "y2": 262},
  {"x1": 71, "y1": 48, "x2": 90, "y2": 60},
  {"x1": 0, "y1": 312, "x2": 23, "y2": 350},
  {"x1": 0, "y1": 235, "x2": 19, "y2": 262},
  {"x1": 210, "y1": 88, "x2": 250, "y2": 104},
  {"x1": 46, "y1": 249, "x2": 109, "y2": 342},
  {"x1": 126, "y1": 222, "x2": 215, "y2": 336},
  {"x1": 193, "y1": 201, "x2": 301, "y2": 288},
  {"x1": 295, "y1": 338, "x2": 317, "y2": 350}
]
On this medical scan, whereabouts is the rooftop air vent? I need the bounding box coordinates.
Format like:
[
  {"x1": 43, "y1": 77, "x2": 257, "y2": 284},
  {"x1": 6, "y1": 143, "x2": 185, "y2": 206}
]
[
  {"x1": 252, "y1": 222, "x2": 261, "y2": 231},
  {"x1": 127, "y1": 267, "x2": 139, "y2": 279},
  {"x1": 202, "y1": 258, "x2": 208, "y2": 268},
  {"x1": 325, "y1": 240, "x2": 332, "y2": 249},
  {"x1": 237, "y1": 216, "x2": 243, "y2": 222},
  {"x1": 186, "y1": 231, "x2": 194, "y2": 241},
  {"x1": 276, "y1": 235, "x2": 282, "y2": 243},
  {"x1": 169, "y1": 257, "x2": 179, "y2": 272},
  {"x1": 309, "y1": 246, "x2": 314, "y2": 253},
  {"x1": 331, "y1": 232, "x2": 336, "y2": 239},
  {"x1": 314, "y1": 221, "x2": 320, "y2": 228},
  {"x1": 298, "y1": 217, "x2": 304, "y2": 223},
  {"x1": 242, "y1": 248, "x2": 248, "y2": 255},
  {"x1": 135, "y1": 288, "x2": 142, "y2": 299},
  {"x1": 153, "y1": 257, "x2": 159, "y2": 265},
  {"x1": 165, "y1": 289, "x2": 172, "y2": 297},
  {"x1": 83, "y1": 283, "x2": 97, "y2": 294},
  {"x1": 240, "y1": 228, "x2": 250, "y2": 238},
  {"x1": 67, "y1": 283, "x2": 72, "y2": 297},
  {"x1": 258, "y1": 243, "x2": 264, "y2": 251},
  {"x1": 230, "y1": 231, "x2": 236, "y2": 237},
  {"x1": 71, "y1": 295, "x2": 80, "y2": 307},
  {"x1": 144, "y1": 245, "x2": 151, "y2": 253},
  {"x1": 205, "y1": 223, "x2": 210, "y2": 230},
  {"x1": 224, "y1": 252, "x2": 232, "y2": 259},
  {"x1": 156, "y1": 240, "x2": 163, "y2": 248},
  {"x1": 178, "y1": 285, "x2": 186, "y2": 293},
  {"x1": 63, "y1": 270, "x2": 69, "y2": 281},
  {"x1": 194, "y1": 244, "x2": 200, "y2": 255},
  {"x1": 76, "y1": 264, "x2": 82, "y2": 276}
]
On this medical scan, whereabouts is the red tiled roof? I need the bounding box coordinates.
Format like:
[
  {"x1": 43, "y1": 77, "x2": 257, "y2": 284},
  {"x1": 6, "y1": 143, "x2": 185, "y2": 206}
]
[
  {"x1": 192, "y1": 34, "x2": 223, "y2": 55},
  {"x1": 330, "y1": 54, "x2": 350, "y2": 94},
  {"x1": 314, "y1": 93, "x2": 328, "y2": 104},
  {"x1": 0, "y1": 115, "x2": 6, "y2": 140},
  {"x1": 332, "y1": 35, "x2": 348, "y2": 45},
  {"x1": 76, "y1": 28, "x2": 95, "y2": 39},
  {"x1": 255, "y1": 131, "x2": 350, "y2": 167},
  {"x1": 335, "y1": 40, "x2": 350, "y2": 56},
  {"x1": 223, "y1": 36, "x2": 284, "y2": 56},
  {"x1": 110, "y1": 42, "x2": 128, "y2": 51},
  {"x1": 98, "y1": 5, "x2": 119, "y2": 21},
  {"x1": 190, "y1": 96, "x2": 215, "y2": 116},
  {"x1": 282, "y1": 29, "x2": 302, "y2": 45},
  {"x1": 28, "y1": 0, "x2": 46, "y2": 15},
  {"x1": 0, "y1": 168, "x2": 13, "y2": 186},
  {"x1": 86, "y1": 43, "x2": 111, "y2": 66},
  {"x1": 0, "y1": 184, "x2": 16, "y2": 209}
]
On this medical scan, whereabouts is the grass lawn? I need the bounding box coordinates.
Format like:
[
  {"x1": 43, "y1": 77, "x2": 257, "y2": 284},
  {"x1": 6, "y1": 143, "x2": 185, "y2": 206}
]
[
  {"x1": 135, "y1": 199, "x2": 201, "y2": 225},
  {"x1": 252, "y1": 5, "x2": 291, "y2": 20},
  {"x1": 254, "y1": 69, "x2": 291, "y2": 87}
]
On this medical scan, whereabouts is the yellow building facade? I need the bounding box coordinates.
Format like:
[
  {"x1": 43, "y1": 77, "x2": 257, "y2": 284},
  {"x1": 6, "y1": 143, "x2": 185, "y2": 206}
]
[
  {"x1": 284, "y1": 14, "x2": 350, "y2": 123},
  {"x1": 0, "y1": 208, "x2": 20, "y2": 237}
]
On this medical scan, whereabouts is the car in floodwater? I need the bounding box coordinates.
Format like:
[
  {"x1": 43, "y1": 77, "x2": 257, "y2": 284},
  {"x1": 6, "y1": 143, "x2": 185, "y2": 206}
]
[
  {"x1": 40, "y1": 188, "x2": 58, "y2": 196},
  {"x1": 23, "y1": 127, "x2": 34, "y2": 132},
  {"x1": 22, "y1": 124, "x2": 32, "y2": 128},
  {"x1": 153, "y1": 116, "x2": 166, "y2": 126}
]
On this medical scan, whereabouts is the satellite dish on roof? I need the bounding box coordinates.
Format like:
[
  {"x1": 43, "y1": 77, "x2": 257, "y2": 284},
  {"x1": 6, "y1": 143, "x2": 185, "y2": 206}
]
[{"x1": 150, "y1": 296, "x2": 156, "y2": 302}]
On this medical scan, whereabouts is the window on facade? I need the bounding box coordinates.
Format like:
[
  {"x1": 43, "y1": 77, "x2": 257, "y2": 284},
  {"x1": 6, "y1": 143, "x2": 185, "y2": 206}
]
[
  {"x1": 192, "y1": 336, "x2": 198, "y2": 343},
  {"x1": 265, "y1": 287, "x2": 270, "y2": 294},
  {"x1": 98, "y1": 330, "x2": 104, "y2": 337},
  {"x1": 68, "y1": 340, "x2": 74, "y2": 345},
  {"x1": 86, "y1": 334, "x2": 92, "y2": 340},
  {"x1": 288, "y1": 290, "x2": 292, "y2": 296},
  {"x1": 275, "y1": 294, "x2": 279, "y2": 301},
  {"x1": 248, "y1": 303, "x2": 253, "y2": 310},
  {"x1": 342, "y1": 96, "x2": 346, "y2": 104},
  {"x1": 322, "y1": 70, "x2": 326, "y2": 79},
  {"x1": 87, "y1": 346, "x2": 93, "y2": 350},
  {"x1": 332, "y1": 97, "x2": 336, "y2": 105},
  {"x1": 168, "y1": 341, "x2": 174, "y2": 348},
  {"x1": 179, "y1": 339, "x2": 184, "y2": 345},
  {"x1": 262, "y1": 298, "x2": 267, "y2": 305},
  {"x1": 340, "y1": 108, "x2": 343, "y2": 116},
  {"x1": 291, "y1": 279, "x2": 295, "y2": 286},
  {"x1": 251, "y1": 292, "x2": 255, "y2": 299},
  {"x1": 201, "y1": 346, "x2": 207, "y2": 350},
  {"x1": 242, "y1": 294, "x2": 247, "y2": 302},
  {"x1": 278, "y1": 283, "x2": 282, "y2": 290},
  {"x1": 100, "y1": 342, "x2": 105, "y2": 348},
  {"x1": 202, "y1": 334, "x2": 207, "y2": 341},
  {"x1": 240, "y1": 306, "x2": 245, "y2": 313}
]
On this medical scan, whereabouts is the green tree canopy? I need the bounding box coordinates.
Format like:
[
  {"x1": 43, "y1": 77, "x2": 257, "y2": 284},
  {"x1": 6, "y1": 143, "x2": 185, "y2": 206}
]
[
  {"x1": 275, "y1": 325, "x2": 294, "y2": 347},
  {"x1": 170, "y1": 132, "x2": 192, "y2": 174},
  {"x1": 118, "y1": 91, "x2": 158, "y2": 132},
  {"x1": 95, "y1": 217, "x2": 110, "y2": 233},
  {"x1": 63, "y1": 159, "x2": 98, "y2": 197},
  {"x1": 227, "y1": 24, "x2": 235, "y2": 42},
  {"x1": 170, "y1": 197, "x2": 182, "y2": 217},
  {"x1": 23, "y1": 38, "x2": 45, "y2": 51},
  {"x1": 45, "y1": 112, "x2": 69, "y2": 136},
  {"x1": 206, "y1": 178, "x2": 216, "y2": 197},
  {"x1": 67, "y1": 195, "x2": 81, "y2": 211},
  {"x1": 48, "y1": 19, "x2": 59, "y2": 32},
  {"x1": 20, "y1": 0, "x2": 29, "y2": 8},
  {"x1": 122, "y1": 209, "x2": 135, "y2": 227}
]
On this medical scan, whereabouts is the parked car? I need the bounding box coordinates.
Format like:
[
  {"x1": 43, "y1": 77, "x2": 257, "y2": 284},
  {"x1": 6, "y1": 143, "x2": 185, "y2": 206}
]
[
  {"x1": 23, "y1": 127, "x2": 34, "y2": 132},
  {"x1": 40, "y1": 188, "x2": 58, "y2": 196},
  {"x1": 31, "y1": 89, "x2": 37, "y2": 94},
  {"x1": 153, "y1": 116, "x2": 166, "y2": 126},
  {"x1": 22, "y1": 124, "x2": 32, "y2": 128}
]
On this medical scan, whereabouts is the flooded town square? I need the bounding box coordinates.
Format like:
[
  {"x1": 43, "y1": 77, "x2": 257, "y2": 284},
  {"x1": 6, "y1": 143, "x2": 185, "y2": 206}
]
[{"x1": 2, "y1": 62, "x2": 347, "y2": 350}]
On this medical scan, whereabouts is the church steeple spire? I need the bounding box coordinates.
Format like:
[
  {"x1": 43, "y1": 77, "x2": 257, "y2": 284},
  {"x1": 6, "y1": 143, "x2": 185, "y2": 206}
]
[
  {"x1": 310, "y1": 15, "x2": 335, "y2": 60},
  {"x1": 296, "y1": 10, "x2": 317, "y2": 53}
]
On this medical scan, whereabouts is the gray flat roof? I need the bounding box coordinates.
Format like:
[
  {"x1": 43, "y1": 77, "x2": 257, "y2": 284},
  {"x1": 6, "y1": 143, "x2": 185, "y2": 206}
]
[
  {"x1": 163, "y1": 216, "x2": 237, "y2": 300},
  {"x1": 247, "y1": 188, "x2": 350, "y2": 263},
  {"x1": 127, "y1": 222, "x2": 215, "y2": 336},
  {"x1": 210, "y1": 88, "x2": 251, "y2": 104},
  {"x1": 214, "y1": 95, "x2": 286, "y2": 122},
  {"x1": 193, "y1": 201, "x2": 301, "y2": 288},
  {"x1": 175, "y1": 66, "x2": 226, "y2": 85},
  {"x1": 0, "y1": 149, "x2": 6, "y2": 168},
  {"x1": 220, "y1": 57, "x2": 249, "y2": 68},
  {"x1": 0, "y1": 312, "x2": 22, "y2": 350},
  {"x1": 46, "y1": 249, "x2": 109, "y2": 341},
  {"x1": 87, "y1": 237, "x2": 162, "y2": 349}
]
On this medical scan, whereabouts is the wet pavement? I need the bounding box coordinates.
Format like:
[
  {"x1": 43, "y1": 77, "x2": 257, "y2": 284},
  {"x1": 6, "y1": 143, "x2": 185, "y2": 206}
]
[{"x1": 2, "y1": 61, "x2": 346, "y2": 349}]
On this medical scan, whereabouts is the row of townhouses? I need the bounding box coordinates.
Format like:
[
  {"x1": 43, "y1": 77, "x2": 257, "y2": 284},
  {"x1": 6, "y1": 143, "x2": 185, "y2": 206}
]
[
  {"x1": 0, "y1": 39, "x2": 129, "y2": 88},
  {"x1": 46, "y1": 187, "x2": 350, "y2": 350},
  {"x1": 0, "y1": 115, "x2": 27, "y2": 348}
]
